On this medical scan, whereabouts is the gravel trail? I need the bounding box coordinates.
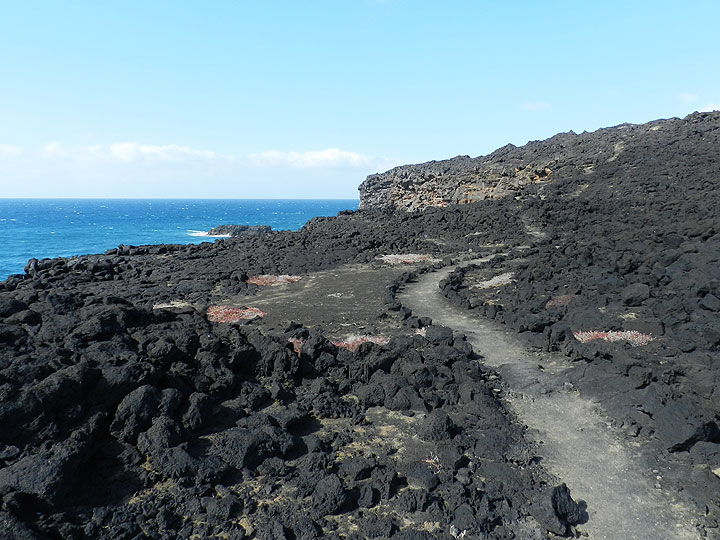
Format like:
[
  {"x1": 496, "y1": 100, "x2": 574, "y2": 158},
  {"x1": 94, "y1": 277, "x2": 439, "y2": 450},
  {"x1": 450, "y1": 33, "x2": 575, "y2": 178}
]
[{"x1": 400, "y1": 261, "x2": 704, "y2": 540}]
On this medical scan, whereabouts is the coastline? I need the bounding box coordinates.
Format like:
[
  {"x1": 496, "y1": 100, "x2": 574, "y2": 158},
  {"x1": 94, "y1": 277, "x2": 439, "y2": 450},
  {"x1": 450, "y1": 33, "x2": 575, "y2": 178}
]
[
  {"x1": 187, "y1": 230, "x2": 233, "y2": 238},
  {"x1": 0, "y1": 198, "x2": 358, "y2": 281}
]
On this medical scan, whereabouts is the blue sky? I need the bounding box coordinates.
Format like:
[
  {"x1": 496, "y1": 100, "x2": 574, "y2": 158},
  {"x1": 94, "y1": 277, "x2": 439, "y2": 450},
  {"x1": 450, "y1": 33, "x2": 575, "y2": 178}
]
[{"x1": 1, "y1": 1, "x2": 718, "y2": 199}]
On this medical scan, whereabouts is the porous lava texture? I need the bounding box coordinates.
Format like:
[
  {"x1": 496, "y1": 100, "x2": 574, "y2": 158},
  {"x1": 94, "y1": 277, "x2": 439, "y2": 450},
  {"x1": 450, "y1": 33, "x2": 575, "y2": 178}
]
[{"x1": 1, "y1": 111, "x2": 719, "y2": 538}]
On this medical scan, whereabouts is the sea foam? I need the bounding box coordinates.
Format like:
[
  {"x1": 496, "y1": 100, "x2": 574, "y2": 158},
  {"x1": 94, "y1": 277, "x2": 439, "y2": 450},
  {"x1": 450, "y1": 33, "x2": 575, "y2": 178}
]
[{"x1": 187, "y1": 230, "x2": 232, "y2": 238}]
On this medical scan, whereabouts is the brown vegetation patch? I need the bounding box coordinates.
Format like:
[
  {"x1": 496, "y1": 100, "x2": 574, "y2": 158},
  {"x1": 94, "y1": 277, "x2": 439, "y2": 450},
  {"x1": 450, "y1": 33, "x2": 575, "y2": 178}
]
[
  {"x1": 573, "y1": 330, "x2": 654, "y2": 347},
  {"x1": 331, "y1": 334, "x2": 390, "y2": 351},
  {"x1": 207, "y1": 305, "x2": 266, "y2": 322},
  {"x1": 545, "y1": 294, "x2": 576, "y2": 309},
  {"x1": 376, "y1": 254, "x2": 441, "y2": 265},
  {"x1": 246, "y1": 274, "x2": 302, "y2": 286},
  {"x1": 287, "y1": 337, "x2": 305, "y2": 355}
]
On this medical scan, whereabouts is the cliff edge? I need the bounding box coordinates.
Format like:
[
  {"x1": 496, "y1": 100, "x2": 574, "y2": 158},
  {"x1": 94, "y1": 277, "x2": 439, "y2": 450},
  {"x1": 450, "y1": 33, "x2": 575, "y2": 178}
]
[{"x1": 359, "y1": 111, "x2": 720, "y2": 211}]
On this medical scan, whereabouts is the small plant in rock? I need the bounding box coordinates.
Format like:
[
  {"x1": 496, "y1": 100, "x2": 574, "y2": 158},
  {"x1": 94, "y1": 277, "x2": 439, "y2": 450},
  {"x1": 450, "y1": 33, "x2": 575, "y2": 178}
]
[
  {"x1": 246, "y1": 274, "x2": 302, "y2": 286},
  {"x1": 331, "y1": 334, "x2": 390, "y2": 351},
  {"x1": 287, "y1": 337, "x2": 305, "y2": 355},
  {"x1": 424, "y1": 453, "x2": 443, "y2": 473},
  {"x1": 207, "y1": 305, "x2": 266, "y2": 323},
  {"x1": 573, "y1": 330, "x2": 654, "y2": 346}
]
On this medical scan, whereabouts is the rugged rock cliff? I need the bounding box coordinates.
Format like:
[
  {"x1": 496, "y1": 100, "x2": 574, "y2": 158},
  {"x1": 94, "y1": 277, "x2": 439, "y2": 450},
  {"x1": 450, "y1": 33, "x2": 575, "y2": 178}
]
[{"x1": 359, "y1": 111, "x2": 720, "y2": 211}]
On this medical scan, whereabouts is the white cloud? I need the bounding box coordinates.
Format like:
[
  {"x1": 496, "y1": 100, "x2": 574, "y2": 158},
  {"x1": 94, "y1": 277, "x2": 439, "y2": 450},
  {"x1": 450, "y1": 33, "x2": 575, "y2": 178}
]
[
  {"x1": 0, "y1": 141, "x2": 394, "y2": 198},
  {"x1": 700, "y1": 103, "x2": 720, "y2": 112},
  {"x1": 0, "y1": 143, "x2": 23, "y2": 157},
  {"x1": 30, "y1": 142, "x2": 392, "y2": 170},
  {"x1": 679, "y1": 93, "x2": 698, "y2": 103},
  {"x1": 42, "y1": 141, "x2": 65, "y2": 157},
  {"x1": 40, "y1": 141, "x2": 229, "y2": 162},
  {"x1": 107, "y1": 143, "x2": 225, "y2": 162},
  {"x1": 248, "y1": 148, "x2": 379, "y2": 168},
  {"x1": 522, "y1": 101, "x2": 551, "y2": 111}
]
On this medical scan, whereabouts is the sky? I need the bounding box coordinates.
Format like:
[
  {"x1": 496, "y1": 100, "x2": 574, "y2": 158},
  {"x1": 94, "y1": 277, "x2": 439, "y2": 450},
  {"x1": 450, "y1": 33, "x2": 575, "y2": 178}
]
[{"x1": 1, "y1": 1, "x2": 719, "y2": 199}]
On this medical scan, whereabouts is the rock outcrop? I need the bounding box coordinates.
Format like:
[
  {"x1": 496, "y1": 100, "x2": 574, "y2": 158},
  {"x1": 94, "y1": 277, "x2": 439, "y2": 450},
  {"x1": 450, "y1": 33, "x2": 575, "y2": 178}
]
[
  {"x1": 359, "y1": 111, "x2": 720, "y2": 211},
  {"x1": 207, "y1": 224, "x2": 272, "y2": 236}
]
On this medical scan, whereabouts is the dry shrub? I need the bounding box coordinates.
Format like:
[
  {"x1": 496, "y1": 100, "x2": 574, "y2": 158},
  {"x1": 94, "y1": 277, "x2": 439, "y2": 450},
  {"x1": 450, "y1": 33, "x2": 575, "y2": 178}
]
[
  {"x1": 332, "y1": 334, "x2": 390, "y2": 351},
  {"x1": 573, "y1": 330, "x2": 654, "y2": 347},
  {"x1": 287, "y1": 337, "x2": 305, "y2": 355},
  {"x1": 152, "y1": 300, "x2": 192, "y2": 310},
  {"x1": 376, "y1": 254, "x2": 442, "y2": 265},
  {"x1": 472, "y1": 272, "x2": 514, "y2": 290},
  {"x1": 246, "y1": 274, "x2": 302, "y2": 286},
  {"x1": 207, "y1": 305, "x2": 266, "y2": 323},
  {"x1": 545, "y1": 294, "x2": 576, "y2": 309},
  {"x1": 424, "y1": 453, "x2": 443, "y2": 473}
]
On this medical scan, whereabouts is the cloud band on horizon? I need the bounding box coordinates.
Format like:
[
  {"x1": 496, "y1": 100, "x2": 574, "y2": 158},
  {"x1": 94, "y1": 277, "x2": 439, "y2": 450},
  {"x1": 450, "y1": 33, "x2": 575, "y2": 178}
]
[{"x1": 2, "y1": 141, "x2": 393, "y2": 170}]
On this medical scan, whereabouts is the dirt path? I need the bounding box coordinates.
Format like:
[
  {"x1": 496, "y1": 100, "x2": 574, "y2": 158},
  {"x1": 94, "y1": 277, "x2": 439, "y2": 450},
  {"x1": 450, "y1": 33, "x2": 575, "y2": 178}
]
[{"x1": 400, "y1": 262, "x2": 704, "y2": 540}]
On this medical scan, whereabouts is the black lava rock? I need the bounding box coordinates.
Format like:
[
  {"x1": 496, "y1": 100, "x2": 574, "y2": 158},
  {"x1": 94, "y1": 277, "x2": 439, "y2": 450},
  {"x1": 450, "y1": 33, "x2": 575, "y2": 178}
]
[
  {"x1": 419, "y1": 409, "x2": 454, "y2": 441},
  {"x1": 552, "y1": 483, "x2": 583, "y2": 534},
  {"x1": 311, "y1": 474, "x2": 348, "y2": 517}
]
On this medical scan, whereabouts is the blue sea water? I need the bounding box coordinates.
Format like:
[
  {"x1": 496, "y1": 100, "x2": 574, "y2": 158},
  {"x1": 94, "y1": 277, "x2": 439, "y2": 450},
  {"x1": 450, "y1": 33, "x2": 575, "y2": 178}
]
[{"x1": 0, "y1": 199, "x2": 358, "y2": 282}]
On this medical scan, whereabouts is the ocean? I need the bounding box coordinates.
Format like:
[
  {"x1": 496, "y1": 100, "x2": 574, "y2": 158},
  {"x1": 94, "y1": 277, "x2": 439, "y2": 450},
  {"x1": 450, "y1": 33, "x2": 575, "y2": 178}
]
[{"x1": 0, "y1": 199, "x2": 358, "y2": 281}]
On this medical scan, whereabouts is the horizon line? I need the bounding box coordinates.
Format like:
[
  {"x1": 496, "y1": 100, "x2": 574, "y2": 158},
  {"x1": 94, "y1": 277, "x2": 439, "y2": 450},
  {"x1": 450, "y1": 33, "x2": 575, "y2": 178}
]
[{"x1": 0, "y1": 197, "x2": 361, "y2": 201}]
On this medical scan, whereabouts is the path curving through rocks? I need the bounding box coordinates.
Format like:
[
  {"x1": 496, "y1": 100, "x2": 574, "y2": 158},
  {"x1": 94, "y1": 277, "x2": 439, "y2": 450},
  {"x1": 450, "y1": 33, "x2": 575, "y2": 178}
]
[{"x1": 400, "y1": 261, "x2": 704, "y2": 540}]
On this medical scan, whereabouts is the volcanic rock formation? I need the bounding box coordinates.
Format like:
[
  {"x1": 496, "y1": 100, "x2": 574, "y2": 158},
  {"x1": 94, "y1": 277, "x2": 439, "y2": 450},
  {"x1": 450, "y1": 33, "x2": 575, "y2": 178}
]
[
  {"x1": 1, "y1": 111, "x2": 719, "y2": 539},
  {"x1": 359, "y1": 111, "x2": 719, "y2": 212},
  {"x1": 207, "y1": 225, "x2": 272, "y2": 237}
]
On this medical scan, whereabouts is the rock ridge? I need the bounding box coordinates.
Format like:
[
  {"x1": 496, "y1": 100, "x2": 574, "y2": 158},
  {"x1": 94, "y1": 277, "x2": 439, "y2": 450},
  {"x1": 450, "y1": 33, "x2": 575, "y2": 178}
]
[{"x1": 359, "y1": 111, "x2": 720, "y2": 211}]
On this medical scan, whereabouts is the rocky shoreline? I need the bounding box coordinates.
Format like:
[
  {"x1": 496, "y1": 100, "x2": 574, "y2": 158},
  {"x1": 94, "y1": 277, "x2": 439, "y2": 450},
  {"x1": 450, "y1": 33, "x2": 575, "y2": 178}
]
[
  {"x1": 206, "y1": 225, "x2": 273, "y2": 237},
  {"x1": 1, "y1": 112, "x2": 719, "y2": 539}
]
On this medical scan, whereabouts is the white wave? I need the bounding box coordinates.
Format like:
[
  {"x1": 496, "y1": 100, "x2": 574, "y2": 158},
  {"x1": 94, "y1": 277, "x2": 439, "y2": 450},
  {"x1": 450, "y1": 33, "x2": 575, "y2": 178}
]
[{"x1": 187, "y1": 230, "x2": 231, "y2": 238}]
